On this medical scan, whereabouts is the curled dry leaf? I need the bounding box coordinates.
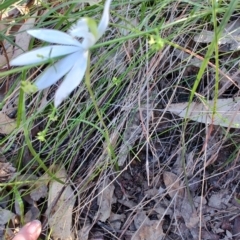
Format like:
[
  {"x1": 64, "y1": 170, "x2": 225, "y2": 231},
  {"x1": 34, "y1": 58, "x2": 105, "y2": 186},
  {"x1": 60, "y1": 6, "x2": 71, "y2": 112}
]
[
  {"x1": 163, "y1": 171, "x2": 184, "y2": 198},
  {"x1": 47, "y1": 166, "x2": 76, "y2": 240},
  {"x1": 167, "y1": 97, "x2": 240, "y2": 128},
  {"x1": 97, "y1": 177, "x2": 115, "y2": 222}
]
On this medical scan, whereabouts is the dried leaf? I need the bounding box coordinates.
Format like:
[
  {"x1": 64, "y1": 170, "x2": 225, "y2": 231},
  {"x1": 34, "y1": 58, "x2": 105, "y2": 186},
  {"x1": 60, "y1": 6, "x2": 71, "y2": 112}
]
[
  {"x1": 134, "y1": 221, "x2": 164, "y2": 240},
  {"x1": 24, "y1": 206, "x2": 40, "y2": 223},
  {"x1": 0, "y1": 207, "x2": 15, "y2": 224},
  {"x1": 0, "y1": 161, "x2": 16, "y2": 182},
  {"x1": 109, "y1": 213, "x2": 125, "y2": 230},
  {"x1": 208, "y1": 191, "x2": 229, "y2": 209},
  {"x1": 97, "y1": 178, "x2": 115, "y2": 222},
  {"x1": 163, "y1": 171, "x2": 184, "y2": 198},
  {"x1": 11, "y1": 13, "x2": 36, "y2": 59},
  {"x1": 178, "y1": 197, "x2": 199, "y2": 238},
  {"x1": 30, "y1": 173, "x2": 50, "y2": 201},
  {"x1": 78, "y1": 222, "x2": 92, "y2": 240},
  {"x1": 47, "y1": 166, "x2": 76, "y2": 240},
  {"x1": 30, "y1": 184, "x2": 48, "y2": 201},
  {"x1": 132, "y1": 212, "x2": 164, "y2": 240},
  {"x1": 167, "y1": 97, "x2": 240, "y2": 128},
  {"x1": 194, "y1": 19, "x2": 240, "y2": 51},
  {"x1": 0, "y1": 112, "x2": 16, "y2": 134}
]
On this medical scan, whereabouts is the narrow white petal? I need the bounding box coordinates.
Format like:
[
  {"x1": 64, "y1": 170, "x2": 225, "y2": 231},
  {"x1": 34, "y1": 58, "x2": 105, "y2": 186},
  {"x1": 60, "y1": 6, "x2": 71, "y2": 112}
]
[
  {"x1": 68, "y1": 18, "x2": 96, "y2": 49},
  {"x1": 27, "y1": 29, "x2": 82, "y2": 47},
  {"x1": 10, "y1": 45, "x2": 80, "y2": 66},
  {"x1": 97, "y1": 0, "x2": 112, "y2": 40},
  {"x1": 54, "y1": 51, "x2": 88, "y2": 107},
  {"x1": 81, "y1": 33, "x2": 96, "y2": 49},
  {"x1": 68, "y1": 18, "x2": 89, "y2": 37},
  {"x1": 35, "y1": 51, "x2": 81, "y2": 90}
]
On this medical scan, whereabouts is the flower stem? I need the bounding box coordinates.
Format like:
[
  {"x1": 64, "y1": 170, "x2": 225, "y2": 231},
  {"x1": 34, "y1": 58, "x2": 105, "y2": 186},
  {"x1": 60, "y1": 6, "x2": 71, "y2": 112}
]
[
  {"x1": 18, "y1": 76, "x2": 64, "y2": 184},
  {"x1": 85, "y1": 53, "x2": 117, "y2": 168}
]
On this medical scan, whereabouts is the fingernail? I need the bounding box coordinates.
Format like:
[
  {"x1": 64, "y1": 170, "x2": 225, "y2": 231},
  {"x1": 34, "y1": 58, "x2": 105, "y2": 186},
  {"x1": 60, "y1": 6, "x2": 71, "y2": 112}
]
[{"x1": 27, "y1": 220, "x2": 42, "y2": 234}]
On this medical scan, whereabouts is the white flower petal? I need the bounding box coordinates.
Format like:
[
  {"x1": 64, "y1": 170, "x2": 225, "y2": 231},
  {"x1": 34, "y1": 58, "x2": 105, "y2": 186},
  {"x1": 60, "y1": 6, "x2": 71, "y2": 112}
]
[
  {"x1": 54, "y1": 51, "x2": 88, "y2": 107},
  {"x1": 97, "y1": 0, "x2": 112, "y2": 40},
  {"x1": 68, "y1": 18, "x2": 89, "y2": 36},
  {"x1": 27, "y1": 29, "x2": 82, "y2": 47},
  {"x1": 35, "y1": 51, "x2": 82, "y2": 90},
  {"x1": 68, "y1": 18, "x2": 96, "y2": 49},
  {"x1": 10, "y1": 45, "x2": 80, "y2": 66},
  {"x1": 81, "y1": 34, "x2": 96, "y2": 49}
]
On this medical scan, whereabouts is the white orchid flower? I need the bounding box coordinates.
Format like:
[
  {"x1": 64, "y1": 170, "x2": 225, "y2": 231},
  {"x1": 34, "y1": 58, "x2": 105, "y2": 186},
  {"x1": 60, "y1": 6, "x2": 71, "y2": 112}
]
[{"x1": 10, "y1": 0, "x2": 112, "y2": 107}]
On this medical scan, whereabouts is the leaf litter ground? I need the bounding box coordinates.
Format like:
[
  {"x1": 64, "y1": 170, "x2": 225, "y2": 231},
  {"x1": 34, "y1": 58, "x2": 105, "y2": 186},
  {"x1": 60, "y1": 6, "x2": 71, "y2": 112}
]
[{"x1": 1, "y1": 0, "x2": 240, "y2": 240}]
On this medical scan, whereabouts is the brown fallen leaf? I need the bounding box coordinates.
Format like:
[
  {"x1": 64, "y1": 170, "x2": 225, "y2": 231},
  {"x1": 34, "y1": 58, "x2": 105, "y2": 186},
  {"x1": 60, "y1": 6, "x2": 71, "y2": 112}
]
[
  {"x1": 109, "y1": 213, "x2": 125, "y2": 230},
  {"x1": 163, "y1": 171, "x2": 184, "y2": 198},
  {"x1": 24, "y1": 205, "x2": 40, "y2": 223},
  {"x1": 132, "y1": 212, "x2": 165, "y2": 240},
  {"x1": 208, "y1": 191, "x2": 229, "y2": 209},
  {"x1": 78, "y1": 221, "x2": 92, "y2": 240},
  {"x1": 0, "y1": 112, "x2": 16, "y2": 135},
  {"x1": 97, "y1": 177, "x2": 115, "y2": 222},
  {"x1": 134, "y1": 221, "x2": 164, "y2": 240},
  {"x1": 0, "y1": 207, "x2": 15, "y2": 225},
  {"x1": 47, "y1": 166, "x2": 76, "y2": 240},
  {"x1": 194, "y1": 19, "x2": 240, "y2": 51},
  {"x1": 0, "y1": 161, "x2": 16, "y2": 182},
  {"x1": 167, "y1": 97, "x2": 240, "y2": 128},
  {"x1": 178, "y1": 197, "x2": 199, "y2": 238},
  {"x1": 30, "y1": 173, "x2": 50, "y2": 201}
]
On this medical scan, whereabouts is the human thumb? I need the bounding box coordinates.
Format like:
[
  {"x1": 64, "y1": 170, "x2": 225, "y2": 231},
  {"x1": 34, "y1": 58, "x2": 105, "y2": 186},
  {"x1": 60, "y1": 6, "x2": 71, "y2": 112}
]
[{"x1": 13, "y1": 220, "x2": 42, "y2": 240}]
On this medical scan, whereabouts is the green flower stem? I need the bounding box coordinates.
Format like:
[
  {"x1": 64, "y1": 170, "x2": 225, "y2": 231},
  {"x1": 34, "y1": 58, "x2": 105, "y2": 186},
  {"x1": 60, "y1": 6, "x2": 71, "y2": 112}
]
[
  {"x1": 18, "y1": 85, "x2": 64, "y2": 184},
  {"x1": 85, "y1": 53, "x2": 117, "y2": 167}
]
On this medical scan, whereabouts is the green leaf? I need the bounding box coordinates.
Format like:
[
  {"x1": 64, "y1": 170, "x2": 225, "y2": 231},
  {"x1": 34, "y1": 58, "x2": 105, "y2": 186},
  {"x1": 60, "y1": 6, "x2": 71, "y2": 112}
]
[{"x1": 0, "y1": 0, "x2": 20, "y2": 11}]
